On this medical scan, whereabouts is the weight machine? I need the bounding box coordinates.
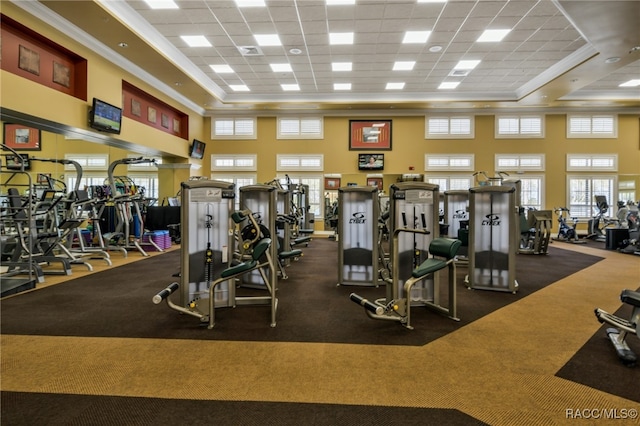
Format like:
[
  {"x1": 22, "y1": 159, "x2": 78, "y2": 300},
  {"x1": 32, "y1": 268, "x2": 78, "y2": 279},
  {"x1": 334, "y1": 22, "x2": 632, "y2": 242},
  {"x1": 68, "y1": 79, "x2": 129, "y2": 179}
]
[
  {"x1": 153, "y1": 180, "x2": 278, "y2": 328},
  {"x1": 337, "y1": 186, "x2": 379, "y2": 287},
  {"x1": 465, "y1": 185, "x2": 519, "y2": 293}
]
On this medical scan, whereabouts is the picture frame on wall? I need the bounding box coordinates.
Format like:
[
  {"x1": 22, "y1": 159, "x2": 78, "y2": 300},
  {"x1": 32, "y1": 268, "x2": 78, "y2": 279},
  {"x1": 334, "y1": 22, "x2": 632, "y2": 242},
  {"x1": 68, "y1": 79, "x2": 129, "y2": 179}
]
[
  {"x1": 349, "y1": 119, "x2": 392, "y2": 151},
  {"x1": 367, "y1": 177, "x2": 383, "y2": 191},
  {"x1": 2, "y1": 123, "x2": 41, "y2": 151},
  {"x1": 324, "y1": 177, "x2": 341, "y2": 190},
  {"x1": 148, "y1": 107, "x2": 157, "y2": 124},
  {"x1": 52, "y1": 61, "x2": 70, "y2": 88},
  {"x1": 18, "y1": 45, "x2": 40, "y2": 76}
]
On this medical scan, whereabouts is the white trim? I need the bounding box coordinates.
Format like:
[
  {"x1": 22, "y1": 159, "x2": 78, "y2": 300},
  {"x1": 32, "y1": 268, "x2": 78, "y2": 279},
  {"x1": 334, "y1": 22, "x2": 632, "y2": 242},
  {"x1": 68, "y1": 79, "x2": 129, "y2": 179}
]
[
  {"x1": 566, "y1": 154, "x2": 618, "y2": 171},
  {"x1": 567, "y1": 114, "x2": 618, "y2": 138},
  {"x1": 425, "y1": 115, "x2": 474, "y2": 139},
  {"x1": 425, "y1": 154, "x2": 474, "y2": 171},
  {"x1": 277, "y1": 117, "x2": 324, "y2": 139}
]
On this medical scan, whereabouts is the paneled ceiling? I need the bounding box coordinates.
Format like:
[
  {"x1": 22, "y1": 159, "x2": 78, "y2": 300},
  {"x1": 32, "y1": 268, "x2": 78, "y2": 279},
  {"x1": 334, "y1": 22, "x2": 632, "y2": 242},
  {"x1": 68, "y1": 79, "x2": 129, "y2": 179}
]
[{"x1": 15, "y1": 0, "x2": 640, "y2": 114}]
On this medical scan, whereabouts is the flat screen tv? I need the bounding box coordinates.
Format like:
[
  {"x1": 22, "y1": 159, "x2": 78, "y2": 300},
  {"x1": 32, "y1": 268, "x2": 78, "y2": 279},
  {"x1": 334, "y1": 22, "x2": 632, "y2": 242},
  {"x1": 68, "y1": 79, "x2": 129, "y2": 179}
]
[
  {"x1": 5, "y1": 154, "x2": 30, "y2": 171},
  {"x1": 190, "y1": 139, "x2": 206, "y2": 159},
  {"x1": 358, "y1": 153, "x2": 384, "y2": 171},
  {"x1": 89, "y1": 98, "x2": 122, "y2": 134}
]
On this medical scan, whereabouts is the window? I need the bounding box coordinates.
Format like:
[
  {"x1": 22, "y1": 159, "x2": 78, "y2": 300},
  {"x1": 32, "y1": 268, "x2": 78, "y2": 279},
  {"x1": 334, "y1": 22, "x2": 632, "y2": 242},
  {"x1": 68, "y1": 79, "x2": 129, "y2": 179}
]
[
  {"x1": 425, "y1": 154, "x2": 474, "y2": 171},
  {"x1": 67, "y1": 173, "x2": 108, "y2": 195},
  {"x1": 128, "y1": 174, "x2": 159, "y2": 201},
  {"x1": 210, "y1": 174, "x2": 257, "y2": 210},
  {"x1": 211, "y1": 117, "x2": 257, "y2": 139},
  {"x1": 567, "y1": 176, "x2": 616, "y2": 218},
  {"x1": 496, "y1": 115, "x2": 544, "y2": 138},
  {"x1": 495, "y1": 154, "x2": 545, "y2": 172},
  {"x1": 518, "y1": 176, "x2": 544, "y2": 210},
  {"x1": 425, "y1": 116, "x2": 474, "y2": 139},
  {"x1": 424, "y1": 175, "x2": 473, "y2": 192},
  {"x1": 211, "y1": 154, "x2": 257, "y2": 171},
  {"x1": 566, "y1": 154, "x2": 618, "y2": 172},
  {"x1": 276, "y1": 154, "x2": 324, "y2": 172},
  {"x1": 64, "y1": 153, "x2": 109, "y2": 171},
  {"x1": 278, "y1": 117, "x2": 323, "y2": 139},
  {"x1": 618, "y1": 180, "x2": 636, "y2": 204},
  {"x1": 278, "y1": 175, "x2": 322, "y2": 217},
  {"x1": 567, "y1": 114, "x2": 617, "y2": 138}
]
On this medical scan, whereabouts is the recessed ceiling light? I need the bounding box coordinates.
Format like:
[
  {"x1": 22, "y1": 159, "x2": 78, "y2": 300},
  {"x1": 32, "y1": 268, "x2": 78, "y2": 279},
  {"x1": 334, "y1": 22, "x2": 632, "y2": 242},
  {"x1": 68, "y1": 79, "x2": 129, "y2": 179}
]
[
  {"x1": 174, "y1": 82, "x2": 182, "y2": 86},
  {"x1": 329, "y1": 32, "x2": 354, "y2": 45},
  {"x1": 477, "y1": 29, "x2": 511, "y2": 42},
  {"x1": 254, "y1": 34, "x2": 282, "y2": 47},
  {"x1": 270, "y1": 63, "x2": 293, "y2": 72},
  {"x1": 229, "y1": 84, "x2": 250, "y2": 92},
  {"x1": 428, "y1": 45, "x2": 442, "y2": 52},
  {"x1": 210, "y1": 64, "x2": 234, "y2": 73},
  {"x1": 118, "y1": 42, "x2": 128, "y2": 48},
  {"x1": 326, "y1": 0, "x2": 355, "y2": 5},
  {"x1": 281, "y1": 84, "x2": 300, "y2": 91},
  {"x1": 180, "y1": 35, "x2": 211, "y2": 47},
  {"x1": 334, "y1": 83, "x2": 352, "y2": 90},
  {"x1": 143, "y1": 0, "x2": 178, "y2": 9},
  {"x1": 438, "y1": 82, "x2": 460, "y2": 89},
  {"x1": 605, "y1": 57, "x2": 621, "y2": 63},
  {"x1": 619, "y1": 79, "x2": 640, "y2": 87},
  {"x1": 385, "y1": 82, "x2": 405, "y2": 90},
  {"x1": 289, "y1": 48, "x2": 302, "y2": 55},
  {"x1": 402, "y1": 31, "x2": 432, "y2": 44},
  {"x1": 332, "y1": 62, "x2": 353, "y2": 71},
  {"x1": 392, "y1": 61, "x2": 416, "y2": 71},
  {"x1": 454, "y1": 60, "x2": 481, "y2": 70}
]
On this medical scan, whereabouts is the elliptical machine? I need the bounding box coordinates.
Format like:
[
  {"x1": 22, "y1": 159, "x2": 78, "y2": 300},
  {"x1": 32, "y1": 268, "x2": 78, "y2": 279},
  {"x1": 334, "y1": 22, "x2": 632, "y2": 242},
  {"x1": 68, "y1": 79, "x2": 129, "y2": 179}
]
[{"x1": 553, "y1": 207, "x2": 585, "y2": 244}]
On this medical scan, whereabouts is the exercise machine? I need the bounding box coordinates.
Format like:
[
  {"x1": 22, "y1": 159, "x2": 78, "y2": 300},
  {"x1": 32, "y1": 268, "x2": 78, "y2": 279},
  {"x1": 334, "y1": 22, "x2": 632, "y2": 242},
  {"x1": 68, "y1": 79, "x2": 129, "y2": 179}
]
[
  {"x1": 350, "y1": 234, "x2": 461, "y2": 330},
  {"x1": 337, "y1": 185, "x2": 379, "y2": 286},
  {"x1": 153, "y1": 180, "x2": 278, "y2": 328},
  {"x1": 518, "y1": 208, "x2": 553, "y2": 255},
  {"x1": 239, "y1": 184, "x2": 279, "y2": 290},
  {"x1": 594, "y1": 289, "x2": 640, "y2": 367},
  {"x1": 553, "y1": 207, "x2": 586, "y2": 244},
  {"x1": 443, "y1": 189, "x2": 469, "y2": 261},
  {"x1": 387, "y1": 181, "x2": 440, "y2": 306},
  {"x1": 587, "y1": 195, "x2": 617, "y2": 242},
  {"x1": 464, "y1": 185, "x2": 519, "y2": 293}
]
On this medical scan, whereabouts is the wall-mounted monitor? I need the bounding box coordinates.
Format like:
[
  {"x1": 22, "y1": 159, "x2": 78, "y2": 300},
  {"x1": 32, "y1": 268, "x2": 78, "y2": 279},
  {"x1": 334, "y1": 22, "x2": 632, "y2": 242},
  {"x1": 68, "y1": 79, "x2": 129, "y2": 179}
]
[
  {"x1": 5, "y1": 154, "x2": 30, "y2": 171},
  {"x1": 89, "y1": 98, "x2": 122, "y2": 134},
  {"x1": 189, "y1": 139, "x2": 206, "y2": 159},
  {"x1": 358, "y1": 153, "x2": 384, "y2": 171}
]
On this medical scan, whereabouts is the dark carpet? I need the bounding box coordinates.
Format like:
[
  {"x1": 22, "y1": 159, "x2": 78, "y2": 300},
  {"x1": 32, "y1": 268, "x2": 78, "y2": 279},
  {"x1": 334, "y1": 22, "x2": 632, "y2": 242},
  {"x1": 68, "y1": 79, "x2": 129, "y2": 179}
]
[
  {"x1": 1, "y1": 239, "x2": 603, "y2": 347},
  {"x1": 556, "y1": 288, "x2": 640, "y2": 403},
  {"x1": 0, "y1": 392, "x2": 486, "y2": 426}
]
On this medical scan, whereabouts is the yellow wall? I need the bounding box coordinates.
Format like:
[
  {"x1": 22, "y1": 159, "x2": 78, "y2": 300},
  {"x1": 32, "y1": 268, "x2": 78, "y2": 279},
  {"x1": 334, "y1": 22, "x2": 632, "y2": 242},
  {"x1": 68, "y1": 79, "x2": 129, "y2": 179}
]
[{"x1": 2, "y1": 3, "x2": 639, "y2": 216}]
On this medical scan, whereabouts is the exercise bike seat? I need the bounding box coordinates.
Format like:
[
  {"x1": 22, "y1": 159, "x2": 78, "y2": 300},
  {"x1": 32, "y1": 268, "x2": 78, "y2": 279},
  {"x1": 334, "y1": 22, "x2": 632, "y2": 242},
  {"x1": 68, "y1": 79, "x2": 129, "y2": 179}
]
[{"x1": 620, "y1": 289, "x2": 640, "y2": 308}]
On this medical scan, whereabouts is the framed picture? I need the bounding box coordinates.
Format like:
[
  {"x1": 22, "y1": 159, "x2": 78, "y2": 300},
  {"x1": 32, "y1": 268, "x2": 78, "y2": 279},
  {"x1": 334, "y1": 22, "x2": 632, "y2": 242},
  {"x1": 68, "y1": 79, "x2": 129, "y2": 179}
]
[
  {"x1": 148, "y1": 107, "x2": 157, "y2": 124},
  {"x1": 131, "y1": 99, "x2": 142, "y2": 117},
  {"x1": 324, "y1": 177, "x2": 341, "y2": 190},
  {"x1": 367, "y1": 177, "x2": 383, "y2": 191},
  {"x1": 52, "y1": 61, "x2": 70, "y2": 87},
  {"x1": 349, "y1": 119, "x2": 392, "y2": 150},
  {"x1": 161, "y1": 113, "x2": 169, "y2": 129},
  {"x1": 3, "y1": 123, "x2": 41, "y2": 151},
  {"x1": 18, "y1": 45, "x2": 40, "y2": 76}
]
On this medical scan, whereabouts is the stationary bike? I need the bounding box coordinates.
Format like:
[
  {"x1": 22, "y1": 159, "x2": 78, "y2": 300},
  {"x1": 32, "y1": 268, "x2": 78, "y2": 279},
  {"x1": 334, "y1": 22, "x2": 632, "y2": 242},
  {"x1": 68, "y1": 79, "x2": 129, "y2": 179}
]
[{"x1": 553, "y1": 207, "x2": 585, "y2": 244}]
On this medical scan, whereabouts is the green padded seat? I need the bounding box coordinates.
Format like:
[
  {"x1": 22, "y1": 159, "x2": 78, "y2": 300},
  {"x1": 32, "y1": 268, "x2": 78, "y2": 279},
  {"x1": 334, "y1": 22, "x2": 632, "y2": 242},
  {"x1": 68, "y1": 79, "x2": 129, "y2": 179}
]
[
  {"x1": 220, "y1": 238, "x2": 271, "y2": 278},
  {"x1": 410, "y1": 238, "x2": 461, "y2": 279},
  {"x1": 412, "y1": 258, "x2": 447, "y2": 278}
]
